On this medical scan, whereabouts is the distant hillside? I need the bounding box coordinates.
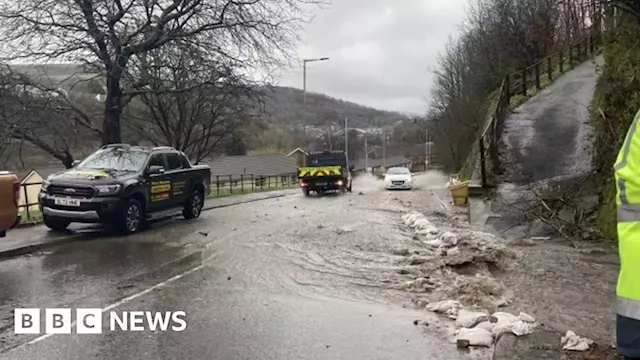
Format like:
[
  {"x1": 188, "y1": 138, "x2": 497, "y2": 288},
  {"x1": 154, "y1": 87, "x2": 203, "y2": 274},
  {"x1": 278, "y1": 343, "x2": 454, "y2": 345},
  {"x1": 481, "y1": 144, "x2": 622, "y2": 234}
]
[
  {"x1": 260, "y1": 86, "x2": 409, "y2": 129},
  {"x1": 5, "y1": 64, "x2": 408, "y2": 129},
  {"x1": 3, "y1": 64, "x2": 412, "y2": 160}
]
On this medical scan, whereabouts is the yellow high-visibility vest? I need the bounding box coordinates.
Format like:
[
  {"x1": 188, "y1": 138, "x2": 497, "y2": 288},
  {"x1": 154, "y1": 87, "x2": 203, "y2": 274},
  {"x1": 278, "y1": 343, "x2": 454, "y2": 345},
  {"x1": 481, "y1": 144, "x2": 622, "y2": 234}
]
[{"x1": 615, "y1": 108, "x2": 640, "y2": 321}]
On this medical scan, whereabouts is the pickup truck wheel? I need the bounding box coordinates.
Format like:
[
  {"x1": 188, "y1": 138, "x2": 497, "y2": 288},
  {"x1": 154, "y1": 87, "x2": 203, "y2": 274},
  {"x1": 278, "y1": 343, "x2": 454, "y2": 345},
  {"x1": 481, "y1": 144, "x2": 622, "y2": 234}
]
[
  {"x1": 119, "y1": 199, "x2": 144, "y2": 234},
  {"x1": 43, "y1": 215, "x2": 70, "y2": 232},
  {"x1": 183, "y1": 190, "x2": 204, "y2": 219},
  {"x1": 302, "y1": 188, "x2": 310, "y2": 197}
]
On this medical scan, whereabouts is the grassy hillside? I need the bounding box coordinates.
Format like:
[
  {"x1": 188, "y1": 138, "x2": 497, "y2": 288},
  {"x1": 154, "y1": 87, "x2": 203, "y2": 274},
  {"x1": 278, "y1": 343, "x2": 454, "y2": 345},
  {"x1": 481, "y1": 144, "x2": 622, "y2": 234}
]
[
  {"x1": 591, "y1": 17, "x2": 640, "y2": 242},
  {"x1": 261, "y1": 86, "x2": 408, "y2": 129}
]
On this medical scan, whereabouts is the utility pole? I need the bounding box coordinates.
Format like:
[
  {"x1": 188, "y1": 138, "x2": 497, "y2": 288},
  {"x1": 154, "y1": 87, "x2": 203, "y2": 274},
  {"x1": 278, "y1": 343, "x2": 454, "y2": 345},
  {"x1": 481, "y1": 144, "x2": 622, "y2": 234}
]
[
  {"x1": 344, "y1": 116, "x2": 349, "y2": 169},
  {"x1": 425, "y1": 129, "x2": 430, "y2": 171},
  {"x1": 364, "y1": 137, "x2": 368, "y2": 171},
  {"x1": 301, "y1": 57, "x2": 329, "y2": 148},
  {"x1": 382, "y1": 131, "x2": 386, "y2": 169}
]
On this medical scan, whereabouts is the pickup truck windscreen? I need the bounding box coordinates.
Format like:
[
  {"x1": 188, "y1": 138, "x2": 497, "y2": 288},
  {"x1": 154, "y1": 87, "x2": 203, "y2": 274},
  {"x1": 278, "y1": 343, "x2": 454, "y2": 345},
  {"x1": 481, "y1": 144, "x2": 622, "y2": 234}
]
[{"x1": 77, "y1": 148, "x2": 150, "y2": 172}]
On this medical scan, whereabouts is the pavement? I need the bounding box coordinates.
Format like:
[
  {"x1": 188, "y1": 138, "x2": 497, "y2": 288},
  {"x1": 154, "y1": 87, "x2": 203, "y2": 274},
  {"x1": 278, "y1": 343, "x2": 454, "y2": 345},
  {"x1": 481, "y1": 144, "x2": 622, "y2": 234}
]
[
  {"x1": 0, "y1": 188, "x2": 300, "y2": 259},
  {"x1": 0, "y1": 174, "x2": 484, "y2": 360}
]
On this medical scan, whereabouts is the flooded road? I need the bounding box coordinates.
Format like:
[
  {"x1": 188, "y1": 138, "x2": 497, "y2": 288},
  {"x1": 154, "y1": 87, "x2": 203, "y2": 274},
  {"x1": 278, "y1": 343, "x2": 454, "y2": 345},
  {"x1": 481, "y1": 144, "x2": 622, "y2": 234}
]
[{"x1": 0, "y1": 173, "x2": 487, "y2": 360}]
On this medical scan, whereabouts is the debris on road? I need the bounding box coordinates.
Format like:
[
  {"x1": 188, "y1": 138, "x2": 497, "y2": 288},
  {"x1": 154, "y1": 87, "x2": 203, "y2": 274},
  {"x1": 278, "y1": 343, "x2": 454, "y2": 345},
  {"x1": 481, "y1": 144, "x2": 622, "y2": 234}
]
[
  {"x1": 398, "y1": 211, "x2": 517, "y2": 309},
  {"x1": 455, "y1": 328, "x2": 493, "y2": 347},
  {"x1": 425, "y1": 299, "x2": 463, "y2": 318},
  {"x1": 407, "y1": 254, "x2": 429, "y2": 265},
  {"x1": 197, "y1": 231, "x2": 209, "y2": 236},
  {"x1": 561, "y1": 330, "x2": 594, "y2": 351},
  {"x1": 455, "y1": 309, "x2": 489, "y2": 328}
]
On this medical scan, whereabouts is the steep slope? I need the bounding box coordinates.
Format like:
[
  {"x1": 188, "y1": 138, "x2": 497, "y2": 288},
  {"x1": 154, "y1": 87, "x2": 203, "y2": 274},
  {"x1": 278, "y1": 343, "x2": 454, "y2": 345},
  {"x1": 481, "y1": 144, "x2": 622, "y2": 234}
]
[{"x1": 497, "y1": 56, "x2": 603, "y2": 186}]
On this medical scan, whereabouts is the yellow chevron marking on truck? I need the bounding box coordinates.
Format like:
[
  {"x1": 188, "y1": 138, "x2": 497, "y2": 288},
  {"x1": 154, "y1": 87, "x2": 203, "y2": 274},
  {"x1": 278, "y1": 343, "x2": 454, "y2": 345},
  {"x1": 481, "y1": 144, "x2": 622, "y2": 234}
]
[{"x1": 298, "y1": 166, "x2": 342, "y2": 177}]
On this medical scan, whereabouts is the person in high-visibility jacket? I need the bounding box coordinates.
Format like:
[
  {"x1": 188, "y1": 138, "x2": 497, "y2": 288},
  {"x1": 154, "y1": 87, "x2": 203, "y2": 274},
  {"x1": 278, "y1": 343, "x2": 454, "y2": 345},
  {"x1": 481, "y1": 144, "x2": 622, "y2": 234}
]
[{"x1": 615, "y1": 109, "x2": 640, "y2": 358}]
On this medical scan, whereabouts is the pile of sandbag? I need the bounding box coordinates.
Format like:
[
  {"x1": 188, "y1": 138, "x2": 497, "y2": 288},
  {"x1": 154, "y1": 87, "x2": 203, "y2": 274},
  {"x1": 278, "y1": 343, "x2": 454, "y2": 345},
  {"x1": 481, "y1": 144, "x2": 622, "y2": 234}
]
[{"x1": 424, "y1": 300, "x2": 538, "y2": 348}]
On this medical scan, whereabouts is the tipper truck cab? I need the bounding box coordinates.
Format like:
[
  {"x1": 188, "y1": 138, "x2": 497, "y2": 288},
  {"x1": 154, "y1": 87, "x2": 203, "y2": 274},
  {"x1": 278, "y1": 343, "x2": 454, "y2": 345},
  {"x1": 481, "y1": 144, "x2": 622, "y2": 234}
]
[{"x1": 297, "y1": 150, "x2": 353, "y2": 196}]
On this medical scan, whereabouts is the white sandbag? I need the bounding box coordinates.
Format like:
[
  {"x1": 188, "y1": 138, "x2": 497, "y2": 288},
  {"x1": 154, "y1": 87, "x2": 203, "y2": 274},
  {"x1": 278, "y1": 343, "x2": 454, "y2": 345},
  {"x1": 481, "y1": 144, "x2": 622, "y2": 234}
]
[
  {"x1": 455, "y1": 309, "x2": 489, "y2": 328},
  {"x1": 424, "y1": 239, "x2": 444, "y2": 248},
  {"x1": 511, "y1": 320, "x2": 537, "y2": 336},
  {"x1": 455, "y1": 328, "x2": 493, "y2": 347},
  {"x1": 413, "y1": 218, "x2": 431, "y2": 228},
  {"x1": 426, "y1": 300, "x2": 463, "y2": 317},
  {"x1": 474, "y1": 320, "x2": 495, "y2": 332},
  {"x1": 490, "y1": 311, "x2": 538, "y2": 336},
  {"x1": 518, "y1": 312, "x2": 535, "y2": 323},
  {"x1": 490, "y1": 312, "x2": 520, "y2": 336},
  {"x1": 416, "y1": 226, "x2": 440, "y2": 236},
  {"x1": 439, "y1": 231, "x2": 459, "y2": 247},
  {"x1": 446, "y1": 246, "x2": 461, "y2": 256},
  {"x1": 561, "y1": 330, "x2": 594, "y2": 351},
  {"x1": 492, "y1": 312, "x2": 519, "y2": 324}
]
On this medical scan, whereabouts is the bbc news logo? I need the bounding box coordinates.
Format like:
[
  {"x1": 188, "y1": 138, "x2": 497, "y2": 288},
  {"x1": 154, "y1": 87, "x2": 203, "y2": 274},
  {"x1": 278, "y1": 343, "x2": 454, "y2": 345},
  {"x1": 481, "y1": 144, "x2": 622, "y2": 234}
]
[{"x1": 14, "y1": 309, "x2": 187, "y2": 334}]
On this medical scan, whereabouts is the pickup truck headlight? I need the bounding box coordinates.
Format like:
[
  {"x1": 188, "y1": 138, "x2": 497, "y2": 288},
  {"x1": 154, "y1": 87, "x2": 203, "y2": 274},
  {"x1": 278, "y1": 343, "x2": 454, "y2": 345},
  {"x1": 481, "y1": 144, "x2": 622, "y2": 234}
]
[{"x1": 95, "y1": 184, "x2": 121, "y2": 195}]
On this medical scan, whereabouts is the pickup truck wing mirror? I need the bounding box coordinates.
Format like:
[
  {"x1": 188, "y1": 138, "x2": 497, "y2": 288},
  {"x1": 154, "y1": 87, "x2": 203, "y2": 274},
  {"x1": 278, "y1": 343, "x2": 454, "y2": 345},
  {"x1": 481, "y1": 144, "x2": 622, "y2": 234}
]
[{"x1": 148, "y1": 165, "x2": 165, "y2": 175}]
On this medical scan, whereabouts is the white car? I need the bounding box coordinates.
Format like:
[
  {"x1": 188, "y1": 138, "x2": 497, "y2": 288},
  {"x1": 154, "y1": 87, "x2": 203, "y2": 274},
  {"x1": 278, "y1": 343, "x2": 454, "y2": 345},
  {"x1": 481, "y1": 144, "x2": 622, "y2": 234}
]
[{"x1": 384, "y1": 167, "x2": 413, "y2": 190}]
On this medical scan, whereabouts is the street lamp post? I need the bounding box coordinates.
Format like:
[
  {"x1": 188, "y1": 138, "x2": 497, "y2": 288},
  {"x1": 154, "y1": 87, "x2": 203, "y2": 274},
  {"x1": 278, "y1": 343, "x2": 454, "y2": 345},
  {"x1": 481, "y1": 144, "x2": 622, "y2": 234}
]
[{"x1": 302, "y1": 57, "x2": 329, "y2": 147}]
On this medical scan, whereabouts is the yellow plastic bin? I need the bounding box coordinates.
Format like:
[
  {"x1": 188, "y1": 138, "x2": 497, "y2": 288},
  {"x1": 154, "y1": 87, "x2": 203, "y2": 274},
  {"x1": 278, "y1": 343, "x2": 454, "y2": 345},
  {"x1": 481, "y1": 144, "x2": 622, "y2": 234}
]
[{"x1": 449, "y1": 181, "x2": 470, "y2": 206}]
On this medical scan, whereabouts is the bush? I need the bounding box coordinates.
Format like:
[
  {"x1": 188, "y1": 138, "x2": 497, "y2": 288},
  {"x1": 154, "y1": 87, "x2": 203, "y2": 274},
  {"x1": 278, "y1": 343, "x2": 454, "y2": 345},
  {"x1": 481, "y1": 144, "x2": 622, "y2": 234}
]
[{"x1": 590, "y1": 17, "x2": 640, "y2": 242}]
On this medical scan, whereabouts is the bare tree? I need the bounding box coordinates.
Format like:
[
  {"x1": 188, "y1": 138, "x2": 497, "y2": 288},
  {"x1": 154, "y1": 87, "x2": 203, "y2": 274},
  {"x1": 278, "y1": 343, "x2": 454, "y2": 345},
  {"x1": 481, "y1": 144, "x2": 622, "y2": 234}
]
[
  {"x1": 427, "y1": 0, "x2": 575, "y2": 172},
  {"x1": 0, "y1": 0, "x2": 321, "y2": 145},
  {"x1": 123, "y1": 41, "x2": 260, "y2": 163},
  {"x1": 0, "y1": 67, "x2": 103, "y2": 168}
]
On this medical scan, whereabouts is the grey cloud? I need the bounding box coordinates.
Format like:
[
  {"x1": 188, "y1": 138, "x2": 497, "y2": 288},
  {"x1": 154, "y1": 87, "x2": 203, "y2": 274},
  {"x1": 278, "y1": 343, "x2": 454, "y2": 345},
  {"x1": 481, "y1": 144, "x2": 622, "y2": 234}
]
[{"x1": 278, "y1": 0, "x2": 467, "y2": 115}]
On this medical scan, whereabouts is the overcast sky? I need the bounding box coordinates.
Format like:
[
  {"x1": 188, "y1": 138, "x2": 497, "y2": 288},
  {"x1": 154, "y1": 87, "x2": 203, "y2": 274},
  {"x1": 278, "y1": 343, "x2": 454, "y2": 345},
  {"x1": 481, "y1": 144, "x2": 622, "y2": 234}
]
[{"x1": 276, "y1": 0, "x2": 468, "y2": 116}]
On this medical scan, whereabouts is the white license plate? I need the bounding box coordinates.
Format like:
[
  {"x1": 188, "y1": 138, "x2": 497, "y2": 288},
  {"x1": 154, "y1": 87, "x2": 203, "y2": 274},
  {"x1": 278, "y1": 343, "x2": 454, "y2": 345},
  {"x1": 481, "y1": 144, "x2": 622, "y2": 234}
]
[
  {"x1": 54, "y1": 198, "x2": 81, "y2": 207},
  {"x1": 316, "y1": 183, "x2": 327, "y2": 186}
]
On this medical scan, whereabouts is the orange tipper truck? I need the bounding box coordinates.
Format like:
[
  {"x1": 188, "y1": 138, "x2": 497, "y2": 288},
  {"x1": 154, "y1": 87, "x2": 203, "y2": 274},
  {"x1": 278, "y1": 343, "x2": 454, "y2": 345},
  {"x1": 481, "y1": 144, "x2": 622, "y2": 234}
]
[{"x1": 0, "y1": 171, "x2": 20, "y2": 237}]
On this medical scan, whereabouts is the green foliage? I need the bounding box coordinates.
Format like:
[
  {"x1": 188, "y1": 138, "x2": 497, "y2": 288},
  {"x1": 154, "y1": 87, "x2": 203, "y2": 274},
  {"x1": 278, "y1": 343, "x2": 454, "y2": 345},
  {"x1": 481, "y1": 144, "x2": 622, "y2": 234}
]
[
  {"x1": 590, "y1": 16, "x2": 640, "y2": 241},
  {"x1": 223, "y1": 132, "x2": 248, "y2": 156}
]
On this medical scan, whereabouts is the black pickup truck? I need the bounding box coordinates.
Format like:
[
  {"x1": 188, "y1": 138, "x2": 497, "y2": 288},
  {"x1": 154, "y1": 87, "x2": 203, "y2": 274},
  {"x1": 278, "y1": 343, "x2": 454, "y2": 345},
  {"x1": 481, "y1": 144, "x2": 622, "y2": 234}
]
[{"x1": 38, "y1": 144, "x2": 211, "y2": 234}]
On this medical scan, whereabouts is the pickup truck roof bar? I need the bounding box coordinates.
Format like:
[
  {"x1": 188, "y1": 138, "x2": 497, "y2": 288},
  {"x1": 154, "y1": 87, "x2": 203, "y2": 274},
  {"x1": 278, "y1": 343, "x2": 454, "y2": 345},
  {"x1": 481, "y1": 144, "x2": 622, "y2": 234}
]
[
  {"x1": 101, "y1": 143, "x2": 131, "y2": 149},
  {"x1": 152, "y1": 146, "x2": 176, "y2": 151},
  {"x1": 309, "y1": 150, "x2": 345, "y2": 154}
]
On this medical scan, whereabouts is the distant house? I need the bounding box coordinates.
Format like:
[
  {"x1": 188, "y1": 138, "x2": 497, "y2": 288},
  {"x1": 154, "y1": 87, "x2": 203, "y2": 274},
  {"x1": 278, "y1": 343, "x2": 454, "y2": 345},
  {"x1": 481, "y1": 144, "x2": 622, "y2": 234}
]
[
  {"x1": 286, "y1": 147, "x2": 308, "y2": 167},
  {"x1": 204, "y1": 153, "x2": 298, "y2": 183}
]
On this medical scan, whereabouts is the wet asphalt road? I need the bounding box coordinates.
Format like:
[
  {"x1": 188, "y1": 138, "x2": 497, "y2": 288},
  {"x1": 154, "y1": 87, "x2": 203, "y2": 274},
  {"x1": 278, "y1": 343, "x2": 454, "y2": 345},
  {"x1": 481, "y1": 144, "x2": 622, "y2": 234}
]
[
  {"x1": 498, "y1": 56, "x2": 602, "y2": 185},
  {"x1": 0, "y1": 175, "x2": 477, "y2": 360}
]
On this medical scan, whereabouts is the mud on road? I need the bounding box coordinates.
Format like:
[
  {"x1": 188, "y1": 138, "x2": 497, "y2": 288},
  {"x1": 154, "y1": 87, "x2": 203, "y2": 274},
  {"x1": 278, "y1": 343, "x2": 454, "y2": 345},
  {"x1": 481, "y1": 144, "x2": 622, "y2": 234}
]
[
  {"x1": 0, "y1": 172, "x2": 494, "y2": 360},
  {"x1": 0, "y1": 170, "x2": 607, "y2": 360}
]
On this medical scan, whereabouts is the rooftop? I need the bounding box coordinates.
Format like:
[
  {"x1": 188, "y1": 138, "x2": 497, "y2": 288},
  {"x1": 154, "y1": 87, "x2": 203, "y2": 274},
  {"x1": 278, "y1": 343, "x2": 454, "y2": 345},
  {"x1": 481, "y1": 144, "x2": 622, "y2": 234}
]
[{"x1": 204, "y1": 153, "x2": 298, "y2": 178}]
